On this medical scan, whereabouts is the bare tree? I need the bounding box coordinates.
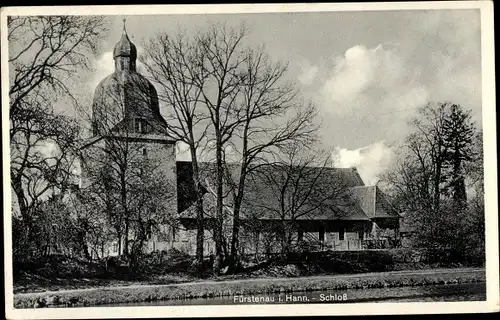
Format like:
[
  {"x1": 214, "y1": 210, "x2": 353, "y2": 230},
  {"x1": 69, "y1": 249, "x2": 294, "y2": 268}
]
[
  {"x1": 8, "y1": 16, "x2": 108, "y2": 257},
  {"x1": 141, "y1": 31, "x2": 210, "y2": 270},
  {"x1": 222, "y1": 47, "x2": 318, "y2": 270},
  {"x1": 410, "y1": 102, "x2": 450, "y2": 212},
  {"x1": 190, "y1": 24, "x2": 251, "y2": 274},
  {"x1": 142, "y1": 23, "x2": 318, "y2": 273},
  {"x1": 9, "y1": 16, "x2": 107, "y2": 131},
  {"x1": 143, "y1": 24, "x2": 249, "y2": 273},
  {"x1": 247, "y1": 145, "x2": 348, "y2": 255}
]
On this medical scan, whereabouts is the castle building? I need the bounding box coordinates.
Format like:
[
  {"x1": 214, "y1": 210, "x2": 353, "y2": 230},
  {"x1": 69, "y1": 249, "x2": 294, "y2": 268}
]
[{"x1": 81, "y1": 27, "x2": 400, "y2": 259}]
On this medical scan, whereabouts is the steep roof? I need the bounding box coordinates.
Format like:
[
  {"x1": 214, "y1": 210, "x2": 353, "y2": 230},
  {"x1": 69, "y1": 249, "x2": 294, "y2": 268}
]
[
  {"x1": 349, "y1": 186, "x2": 400, "y2": 219},
  {"x1": 177, "y1": 162, "x2": 372, "y2": 221}
]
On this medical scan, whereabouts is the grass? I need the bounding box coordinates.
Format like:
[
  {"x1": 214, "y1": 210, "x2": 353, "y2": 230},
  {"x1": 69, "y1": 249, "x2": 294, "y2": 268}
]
[{"x1": 13, "y1": 268, "x2": 485, "y2": 308}]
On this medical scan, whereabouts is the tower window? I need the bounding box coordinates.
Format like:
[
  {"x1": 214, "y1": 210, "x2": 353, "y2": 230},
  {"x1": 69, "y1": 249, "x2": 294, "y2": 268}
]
[
  {"x1": 135, "y1": 118, "x2": 147, "y2": 133},
  {"x1": 143, "y1": 148, "x2": 147, "y2": 156},
  {"x1": 172, "y1": 226, "x2": 177, "y2": 241}
]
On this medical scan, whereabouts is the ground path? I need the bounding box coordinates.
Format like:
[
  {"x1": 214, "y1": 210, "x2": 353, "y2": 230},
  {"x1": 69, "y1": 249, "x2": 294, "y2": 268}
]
[{"x1": 15, "y1": 267, "x2": 485, "y2": 298}]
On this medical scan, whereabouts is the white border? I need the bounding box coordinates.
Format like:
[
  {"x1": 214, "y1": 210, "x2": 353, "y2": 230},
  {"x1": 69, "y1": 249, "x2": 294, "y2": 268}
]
[{"x1": 2, "y1": 2, "x2": 498, "y2": 319}]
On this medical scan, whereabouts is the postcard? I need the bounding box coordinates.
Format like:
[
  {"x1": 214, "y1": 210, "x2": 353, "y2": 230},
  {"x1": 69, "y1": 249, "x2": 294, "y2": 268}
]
[{"x1": 2, "y1": 2, "x2": 498, "y2": 318}]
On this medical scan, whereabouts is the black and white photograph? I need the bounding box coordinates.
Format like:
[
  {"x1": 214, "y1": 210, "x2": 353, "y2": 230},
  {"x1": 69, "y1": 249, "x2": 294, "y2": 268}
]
[{"x1": 2, "y1": 2, "x2": 498, "y2": 318}]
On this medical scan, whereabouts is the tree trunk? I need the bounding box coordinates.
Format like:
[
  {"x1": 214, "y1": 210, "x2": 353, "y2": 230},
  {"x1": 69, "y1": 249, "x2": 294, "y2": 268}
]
[
  {"x1": 190, "y1": 146, "x2": 205, "y2": 272},
  {"x1": 228, "y1": 168, "x2": 247, "y2": 272},
  {"x1": 228, "y1": 197, "x2": 243, "y2": 272},
  {"x1": 12, "y1": 176, "x2": 32, "y2": 241},
  {"x1": 452, "y1": 141, "x2": 467, "y2": 207},
  {"x1": 121, "y1": 173, "x2": 129, "y2": 256},
  {"x1": 434, "y1": 159, "x2": 442, "y2": 213},
  {"x1": 214, "y1": 133, "x2": 224, "y2": 274},
  {"x1": 117, "y1": 232, "x2": 122, "y2": 256},
  {"x1": 124, "y1": 216, "x2": 129, "y2": 256}
]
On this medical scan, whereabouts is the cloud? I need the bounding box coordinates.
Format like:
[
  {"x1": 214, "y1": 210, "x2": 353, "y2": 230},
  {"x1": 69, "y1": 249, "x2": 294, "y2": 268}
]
[
  {"x1": 405, "y1": 9, "x2": 481, "y2": 122},
  {"x1": 316, "y1": 43, "x2": 430, "y2": 148},
  {"x1": 332, "y1": 141, "x2": 395, "y2": 185},
  {"x1": 298, "y1": 60, "x2": 319, "y2": 86},
  {"x1": 321, "y1": 44, "x2": 425, "y2": 111},
  {"x1": 313, "y1": 10, "x2": 481, "y2": 155},
  {"x1": 90, "y1": 51, "x2": 114, "y2": 90}
]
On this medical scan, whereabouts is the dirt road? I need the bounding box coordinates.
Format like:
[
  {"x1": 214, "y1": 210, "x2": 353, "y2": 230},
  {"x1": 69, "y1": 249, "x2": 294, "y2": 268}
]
[{"x1": 15, "y1": 267, "x2": 485, "y2": 298}]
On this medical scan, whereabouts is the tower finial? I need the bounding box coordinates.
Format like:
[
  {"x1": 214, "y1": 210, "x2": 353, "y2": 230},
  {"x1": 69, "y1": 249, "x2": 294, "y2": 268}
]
[{"x1": 122, "y1": 18, "x2": 127, "y2": 34}]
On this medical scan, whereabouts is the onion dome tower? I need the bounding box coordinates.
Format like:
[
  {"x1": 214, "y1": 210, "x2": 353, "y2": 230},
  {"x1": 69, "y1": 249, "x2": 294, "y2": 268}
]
[
  {"x1": 91, "y1": 19, "x2": 168, "y2": 136},
  {"x1": 84, "y1": 20, "x2": 178, "y2": 258}
]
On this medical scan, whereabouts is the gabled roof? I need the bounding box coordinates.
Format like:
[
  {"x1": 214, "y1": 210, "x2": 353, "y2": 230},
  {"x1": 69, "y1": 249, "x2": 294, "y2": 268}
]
[
  {"x1": 177, "y1": 162, "x2": 372, "y2": 221},
  {"x1": 349, "y1": 186, "x2": 400, "y2": 219}
]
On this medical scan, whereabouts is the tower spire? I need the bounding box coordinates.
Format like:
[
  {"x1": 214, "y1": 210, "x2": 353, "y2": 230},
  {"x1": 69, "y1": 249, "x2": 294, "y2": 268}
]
[
  {"x1": 122, "y1": 18, "x2": 127, "y2": 34},
  {"x1": 113, "y1": 17, "x2": 137, "y2": 71}
]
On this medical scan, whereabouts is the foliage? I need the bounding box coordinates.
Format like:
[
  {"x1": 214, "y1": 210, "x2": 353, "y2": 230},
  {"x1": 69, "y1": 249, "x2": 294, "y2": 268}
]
[{"x1": 383, "y1": 102, "x2": 484, "y2": 264}]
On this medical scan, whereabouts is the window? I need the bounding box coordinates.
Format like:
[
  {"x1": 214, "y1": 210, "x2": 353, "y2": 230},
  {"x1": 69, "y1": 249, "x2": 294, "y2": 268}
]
[
  {"x1": 319, "y1": 226, "x2": 325, "y2": 242},
  {"x1": 359, "y1": 230, "x2": 364, "y2": 240},
  {"x1": 298, "y1": 230, "x2": 304, "y2": 242},
  {"x1": 172, "y1": 225, "x2": 177, "y2": 241},
  {"x1": 134, "y1": 118, "x2": 147, "y2": 133},
  {"x1": 113, "y1": 243, "x2": 118, "y2": 252},
  {"x1": 147, "y1": 222, "x2": 153, "y2": 240},
  {"x1": 339, "y1": 227, "x2": 345, "y2": 241},
  {"x1": 143, "y1": 148, "x2": 147, "y2": 156}
]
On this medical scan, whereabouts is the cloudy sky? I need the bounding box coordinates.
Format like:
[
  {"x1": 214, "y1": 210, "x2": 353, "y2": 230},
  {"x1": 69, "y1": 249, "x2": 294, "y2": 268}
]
[{"x1": 80, "y1": 9, "x2": 482, "y2": 185}]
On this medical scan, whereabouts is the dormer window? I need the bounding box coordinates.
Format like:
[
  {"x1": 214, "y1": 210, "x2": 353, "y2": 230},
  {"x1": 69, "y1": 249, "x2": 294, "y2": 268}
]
[{"x1": 134, "y1": 118, "x2": 147, "y2": 134}]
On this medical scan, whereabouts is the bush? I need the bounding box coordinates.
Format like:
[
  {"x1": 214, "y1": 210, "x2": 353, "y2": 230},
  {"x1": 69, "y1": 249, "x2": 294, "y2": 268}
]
[
  {"x1": 14, "y1": 255, "x2": 105, "y2": 280},
  {"x1": 133, "y1": 249, "x2": 194, "y2": 275}
]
